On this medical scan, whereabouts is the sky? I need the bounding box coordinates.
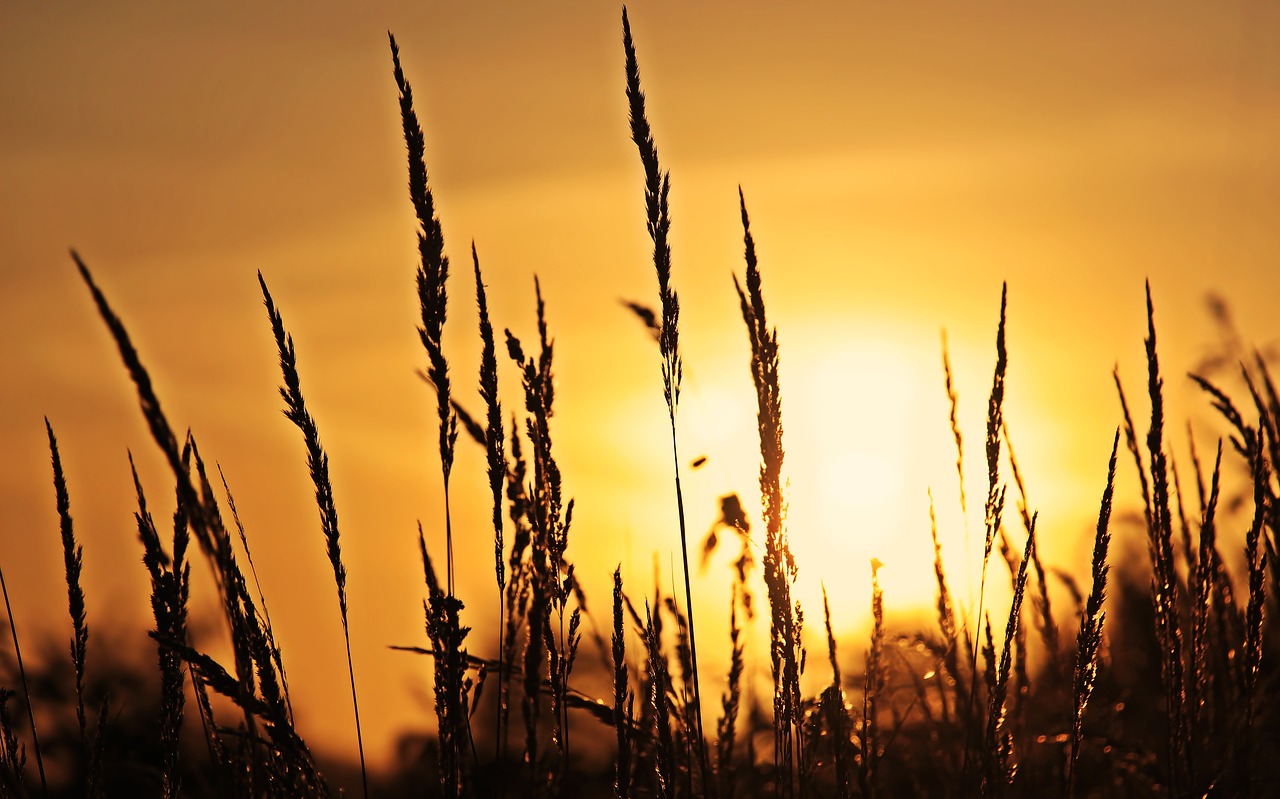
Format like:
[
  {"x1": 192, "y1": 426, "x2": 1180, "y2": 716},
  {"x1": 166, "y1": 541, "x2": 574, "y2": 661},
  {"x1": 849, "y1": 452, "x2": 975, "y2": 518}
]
[{"x1": 3, "y1": 0, "x2": 1280, "y2": 778}]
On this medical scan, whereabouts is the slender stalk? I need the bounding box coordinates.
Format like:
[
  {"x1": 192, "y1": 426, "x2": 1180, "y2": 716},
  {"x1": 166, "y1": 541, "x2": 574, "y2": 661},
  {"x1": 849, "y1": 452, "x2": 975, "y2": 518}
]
[
  {"x1": 390, "y1": 34, "x2": 471, "y2": 794},
  {"x1": 1142, "y1": 282, "x2": 1186, "y2": 797},
  {"x1": 929, "y1": 489, "x2": 968, "y2": 737},
  {"x1": 621, "y1": 11, "x2": 709, "y2": 785},
  {"x1": 72, "y1": 255, "x2": 267, "y2": 790},
  {"x1": 1241, "y1": 420, "x2": 1267, "y2": 795},
  {"x1": 45, "y1": 420, "x2": 90, "y2": 750},
  {"x1": 472, "y1": 244, "x2": 508, "y2": 782},
  {"x1": 129, "y1": 454, "x2": 190, "y2": 797},
  {"x1": 507, "y1": 282, "x2": 576, "y2": 788},
  {"x1": 73, "y1": 253, "x2": 218, "y2": 566},
  {"x1": 962, "y1": 283, "x2": 1008, "y2": 792},
  {"x1": 389, "y1": 31, "x2": 459, "y2": 593},
  {"x1": 942, "y1": 330, "x2": 968, "y2": 518},
  {"x1": 613, "y1": 567, "x2": 632, "y2": 799},
  {"x1": 861, "y1": 560, "x2": 885, "y2": 799},
  {"x1": 644, "y1": 601, "x2": 676, "y2": 799},
  {"x1": 1066, "y1": 431, "x2": 1118, "y2": 799},
  {"x1": 718, "y1": 587, "x2": 745, "y2": 799},
  {"x1": 983, "y1": 515, "x2": 1034, "y2": 797},
  {"x1": 1192, "y1": 441, "x2": 1223, "y2": 760},
  {"x1": 821, "y1": 586, "x2": 849, "y2": 799},
  {"x1": 734, "y1": 189, "x2": 804, "y2": 797},
  {"x1": 0, "y1": 564, "x2": 46, "y2": 798},
  {"x1": 420, "y1": 530, "x2": 470, "y2": 799},
  {"x1": 259, "y1": 274, "x2": 368, "y2": 799}
]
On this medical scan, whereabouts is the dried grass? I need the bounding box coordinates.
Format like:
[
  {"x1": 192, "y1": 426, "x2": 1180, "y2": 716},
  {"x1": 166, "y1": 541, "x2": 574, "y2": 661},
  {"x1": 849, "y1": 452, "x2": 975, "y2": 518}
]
[{"x1": 7, "y1": 13, "x2": 1275, "y2": 799}]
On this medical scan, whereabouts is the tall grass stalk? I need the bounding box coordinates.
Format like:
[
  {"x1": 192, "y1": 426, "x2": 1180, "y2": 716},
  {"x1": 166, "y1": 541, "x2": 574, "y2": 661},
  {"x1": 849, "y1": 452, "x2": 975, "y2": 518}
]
[
  {"x1": 942, "y1": 331, "x2": 975, "y2": 633},
  {"x1": 45, "y1": 420, "x2": 90, "y2": 750},
  {"x1": 1191, "y1": 440, "x2": 1223, "y2": 744},
  {"x1": 1140, "y1": 283, "x2": 1188, "y2": 797},
  {"x1": 613, "y1": 567, "x2": 633, "y2": 799},
  {"x1": 260, "y1": 273, "x2": 368, "y2": 799},
  {"x1": 419, "y1": 527, "x2": 472, "y2": 798},
  {"x1": 1241, "y1": 417, "x2": 1268, "y2": 794},
  {"x1": 0, "y1": 688, "x2": 26, "y2": 791},
  {"x1": 0, "y1": 564, "x2": 46, "y2": 798},
  {"x1": 734, "y1": 188, "x2": 805, "y2": 797},
  {"x1": 1183, "y1": 436, "x2": 1217, "y2": 773},
  {"x1": 621, "y1": 12, "x2": 709, "y2": 784},
  {"x1": 1066, "y1": 430, "x2": 1118, "y2": 799},
  {"x1": 820, "y1": 586, "x2": 850, "y2": 799},
  {"x1": 1253, "y1": 357, "x2": 1280, "y2": 607},
  {"x1": 188, "y1": 437, "x2": 267, "y2": 781},
  {"x1": 1253, "y1": 358, "x2": 1280, "y2": 608},
  {"x1": 191, "y1": 440, "x2": 317, "y2": 792},
  {"x1": 644, "y1": 600, "x2": 677, "y2": 799},
  {"x1": 73, "y1": 253, "x2": 217, "y2": 564},
  {"x1": 389, "y1": 32, "x2": 460, "y2": 594},
  {"x1": 996, "y1": 527, "x2": 1030, "y2": 749},
  {"x1": 1237, "y1": 373, "x2": 1272, "y2": 763},
  {"x1": 75, "y1": 252, "x2": 263, "y2": 785},
  {"x1": 1189, "y1": 376, "x2": 1251, "y2": 669},
  {"x1": 928, "y1": 489, "x2": 969, "y2": 743},
  {"x1": 507, "y1": 279, "x2": 579, "y2": 787},
  {"x1": 129, "y1": 453, "x2": 189, "y2": 799},
  {"x1": 983, "y1": 514, "x2": 1034, "y2": 798},
  {"x1": 472, "y1": 243, "x2": 509, "y2": 780},
  {"x1": 1180, "y1": 369, "x2": 1272, "y2": 791},
  {"x1": 502, "y1": 417, "x2": 534, "y2": 770},
  {"x1": 1190, "y1": 365, "x2": 1277, "y2": 793},
  {"x1": 942, "y1": 332, "x2": 968, "y2": 519},
  {"x1": 962, "y1": 283, "x2": 1008, "y2": 791},
  {"x1": 48, "y1": 422, "x2": 105, "y2": 798},
  {"x1": 390, "y1": 33, "x2": 477, "y2": 796},
  {"x1": 718, "y1": 587, "x2": 745, "y2": 799},
  {"x1": 862, "y1": 560, "x2": 885, "y2": 799}
]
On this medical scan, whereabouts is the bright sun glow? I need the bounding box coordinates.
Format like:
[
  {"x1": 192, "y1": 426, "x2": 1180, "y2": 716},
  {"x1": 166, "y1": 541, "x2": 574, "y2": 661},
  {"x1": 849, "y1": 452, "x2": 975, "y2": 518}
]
[
  {"x1": 615, "y1": 308, "x2": 1078, "y2": 672},
  {"x1": 782, "y1": 338, "x2": 961, "y2": 631},
  {"x1": 669, "y1": 324, "x2": 981, "y2": 642}
]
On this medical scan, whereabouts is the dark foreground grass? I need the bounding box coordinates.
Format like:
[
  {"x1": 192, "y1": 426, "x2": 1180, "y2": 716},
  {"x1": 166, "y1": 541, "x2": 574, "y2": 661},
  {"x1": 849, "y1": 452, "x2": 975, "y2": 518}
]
[{"x1": 2, "y1": 9, "x2": 1279, "y2": 799}]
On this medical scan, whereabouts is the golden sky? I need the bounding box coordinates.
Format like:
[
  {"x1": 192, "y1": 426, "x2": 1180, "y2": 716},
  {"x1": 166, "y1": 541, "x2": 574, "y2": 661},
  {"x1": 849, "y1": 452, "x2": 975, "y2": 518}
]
[{"x1": 3, "y1": 0, "x2": 1280, "y2": 776}]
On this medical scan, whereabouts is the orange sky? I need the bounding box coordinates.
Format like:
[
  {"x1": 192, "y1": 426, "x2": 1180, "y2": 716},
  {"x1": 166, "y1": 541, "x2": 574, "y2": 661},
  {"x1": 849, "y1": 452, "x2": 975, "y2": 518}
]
[{"x1": 3, "y1": 0, "x2": 1280, "y2": 777}]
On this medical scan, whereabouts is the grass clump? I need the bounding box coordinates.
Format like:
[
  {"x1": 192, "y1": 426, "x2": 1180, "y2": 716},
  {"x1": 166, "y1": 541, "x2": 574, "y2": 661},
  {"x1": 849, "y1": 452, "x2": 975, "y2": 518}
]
[{"x1": 0, "y1": 9, "x2": 1277, "y2": 799}]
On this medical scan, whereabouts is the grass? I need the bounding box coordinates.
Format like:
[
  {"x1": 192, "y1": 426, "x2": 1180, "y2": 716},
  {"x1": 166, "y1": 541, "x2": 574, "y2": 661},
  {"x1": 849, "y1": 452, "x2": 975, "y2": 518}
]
[
  {"x1": 260, "y1": 272, "x2": 369, "y2": 799},
  {"x1": 623, "y1": 10, "x2": 710, "y2": 791},
  {"x1": 1, "y1": 8, "x2": 1278, "y2": 799}
]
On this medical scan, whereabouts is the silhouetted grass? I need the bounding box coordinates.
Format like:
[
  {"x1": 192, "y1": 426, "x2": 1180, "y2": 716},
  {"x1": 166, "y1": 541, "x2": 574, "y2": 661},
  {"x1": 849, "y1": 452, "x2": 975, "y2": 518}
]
[
  {"x1": 622, "y1": 11, "x2": 710, "y2": 790},
  {"x1": 260, "y1": 273, "x2": 369, "y2": 799},
  {"x1": 1066, "y1": 430, "x2": 1118, "y2": 799},
  {"x1": 734, "y1": 187, "x2": 808, "y2": 799},
  {"x1": 128, "y1": 451, "x2": 189, "y2": 798},
  {"x1": 1, "y1": 10, "x2": 1277, "y2": 799},
  {"x1": 0, "y1": 561, "x2": 46, "y2": 798}
]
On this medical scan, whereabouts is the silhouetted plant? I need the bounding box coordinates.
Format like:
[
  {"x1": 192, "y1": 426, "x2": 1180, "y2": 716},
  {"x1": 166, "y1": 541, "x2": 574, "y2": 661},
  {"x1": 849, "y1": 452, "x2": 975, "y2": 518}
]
[{"x1": 1, "y1": 11, "x2": 1277, "y2": 799}]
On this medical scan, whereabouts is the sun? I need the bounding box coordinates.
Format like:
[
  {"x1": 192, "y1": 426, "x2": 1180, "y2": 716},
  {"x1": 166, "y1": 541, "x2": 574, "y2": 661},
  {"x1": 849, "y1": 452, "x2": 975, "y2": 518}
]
[
  {"x1": 613, "y1": 314, "x2": 1008, "y2": 643},
  {"x1": 777, "y1": 332, "x2": 971, "y2": 634}
]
